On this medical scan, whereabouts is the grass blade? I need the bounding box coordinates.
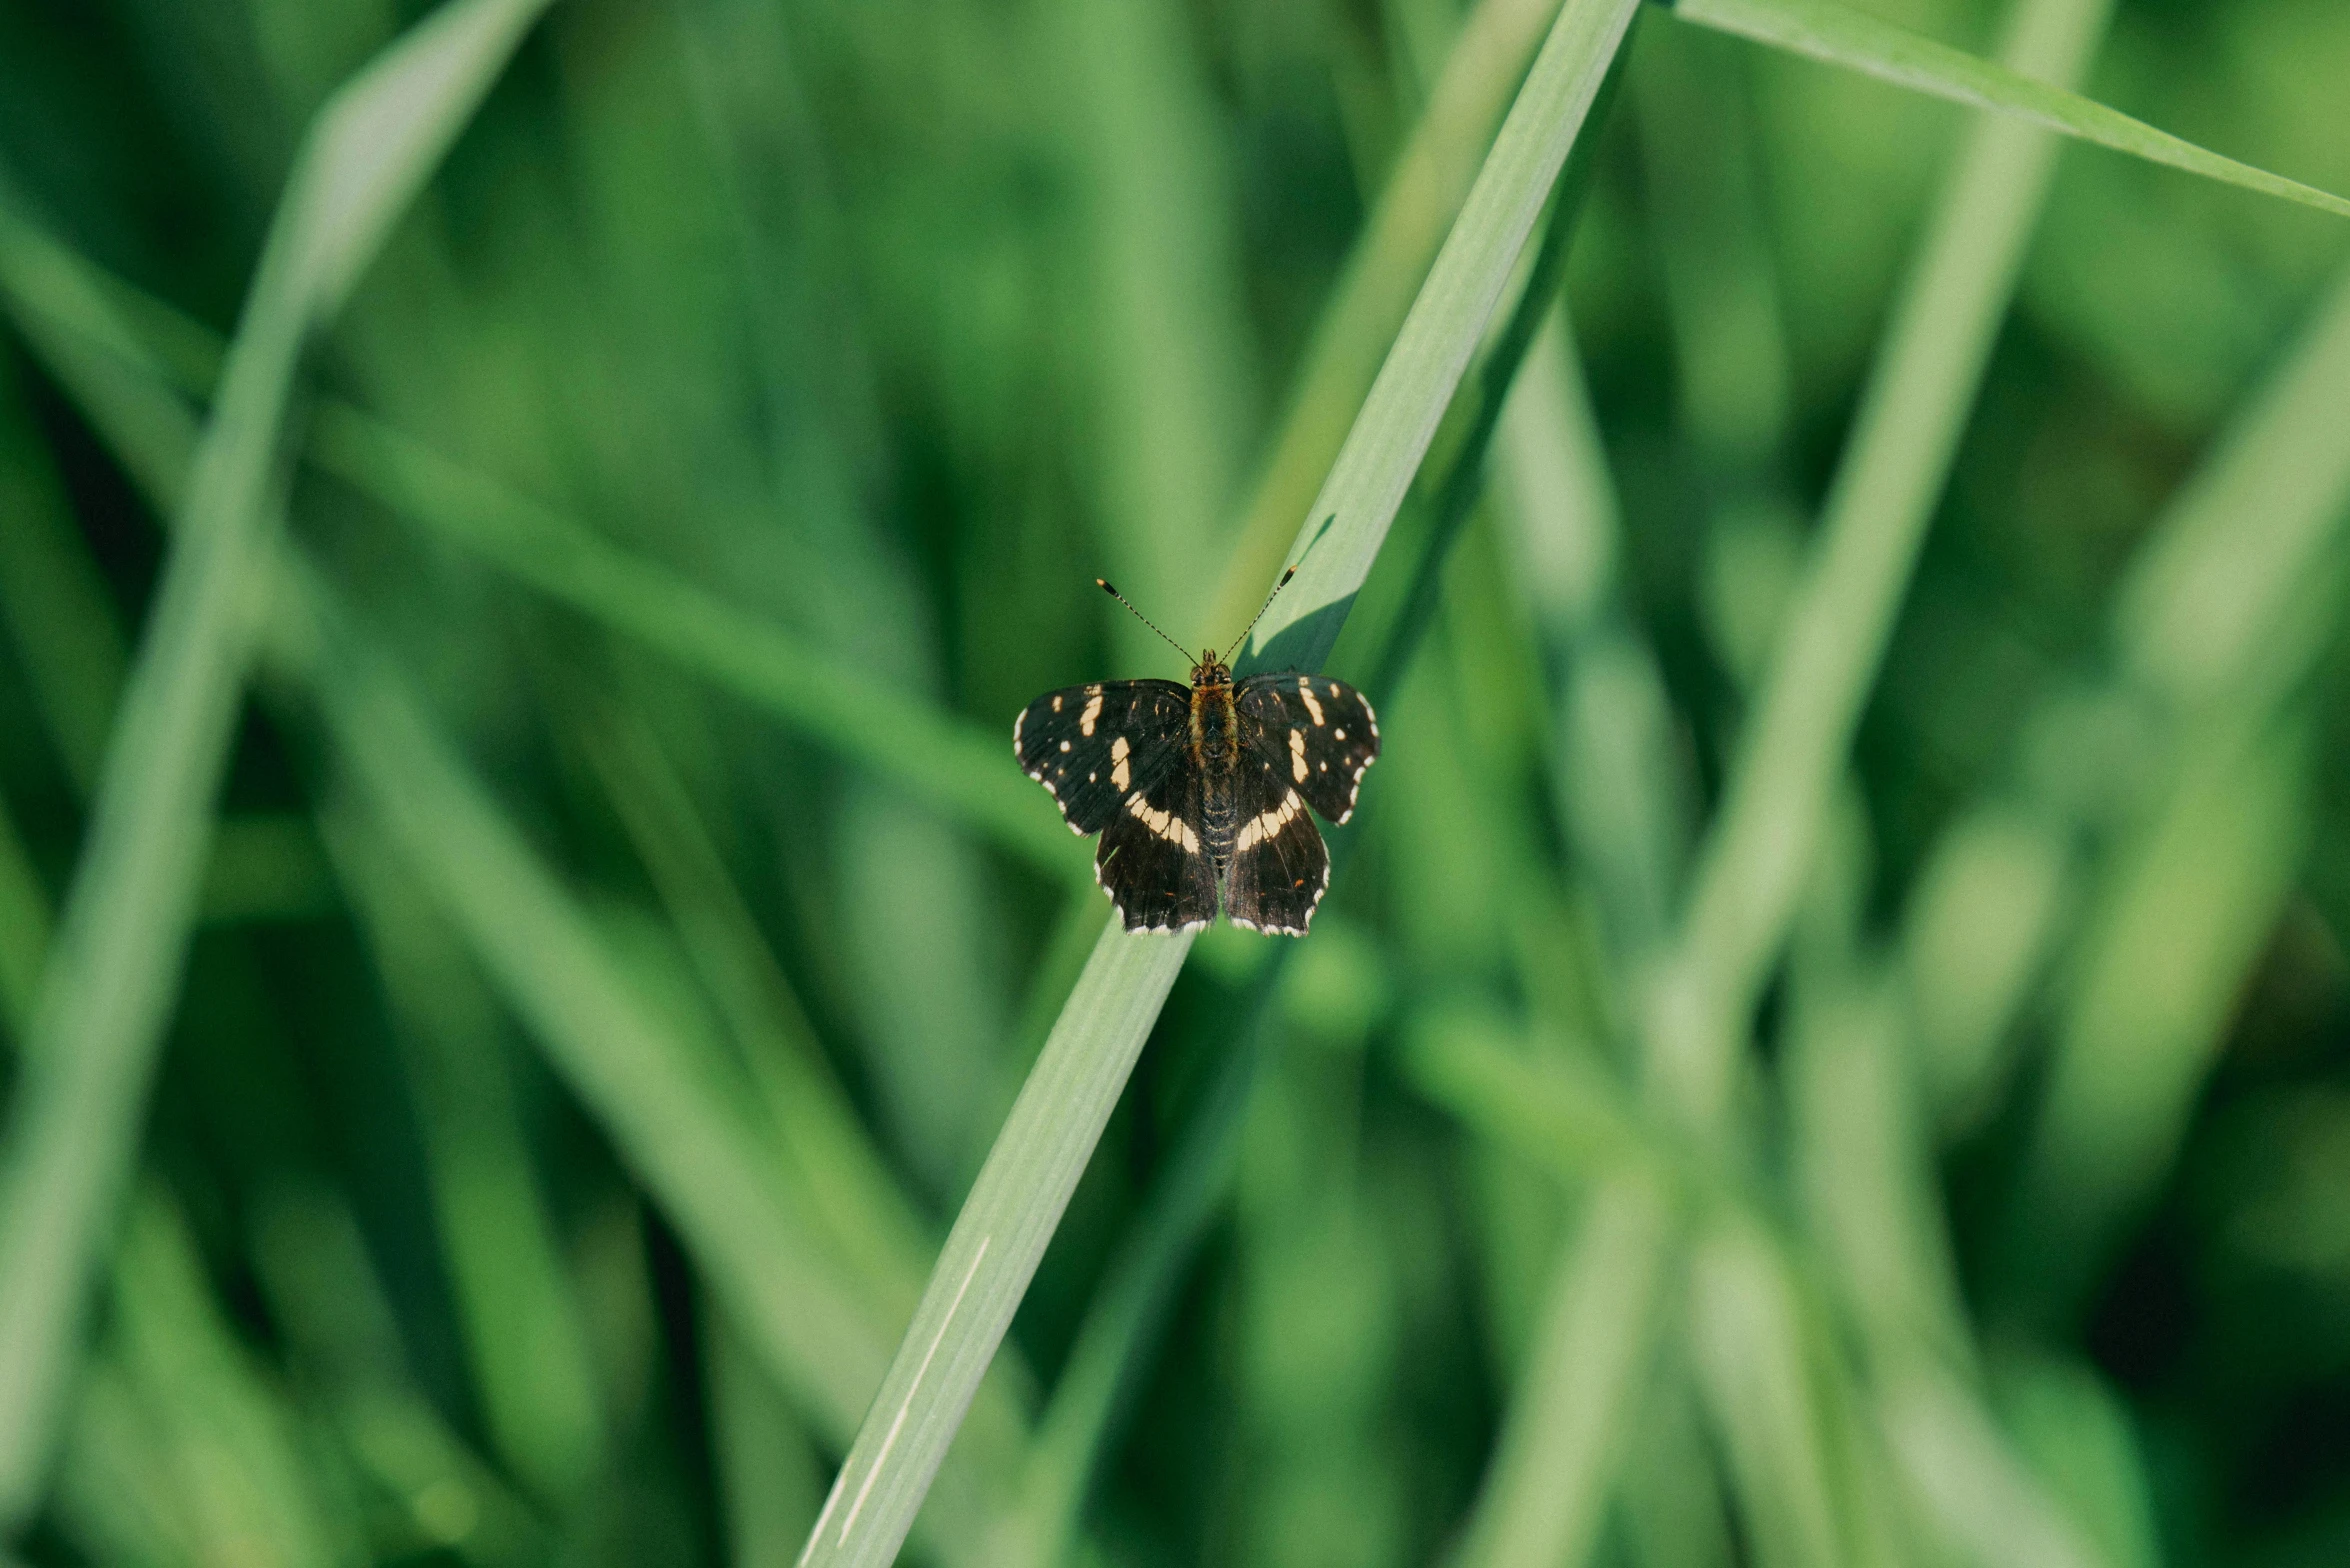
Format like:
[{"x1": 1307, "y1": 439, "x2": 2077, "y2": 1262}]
[
  {"x1": 0, "y1": 0, "x2": 552, "y2": 1522},
  {"x1": 0, "y1": 156, "x2": 1031, "y2": 1564},
  {"x1": 0, "y1": 213, "x2": 1083, "y2": 882},
  {"x1": 797, "y1": 4, "x2": 1644, "y2": 1562},
  {"x1": 1203, "y1": 0, "x2": 1571, "y2": 631},
  {"x1": 1900, "y1": 260, "x2": 2350, "y2": 1134},
  {"x1": 1685, "y1": 1222, "x2": 1845, "y2": 1568},
  {"x1": 1454, "y1": 1173, "x2": 1675, "y2": 1568},
  {"x1": 275, "y1": 566, "x2": 1025, "y2": 1540},
  {"x1": 1645, "y1": 0, "x2": 2119, "y2": 1130},
  {"x1": 2005, "y1": 716, "x2": 2311, "y2": 1321},
  {"x1": 321, "y1": 814, "x2": 606, "y2": 1503},
  {"x1": 1668, "y1": 0, "x2": 2350, "y2": 220}
]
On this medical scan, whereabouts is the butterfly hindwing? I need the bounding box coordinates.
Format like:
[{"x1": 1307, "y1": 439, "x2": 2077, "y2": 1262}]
[
  {"x1": 1235, "y1": 672, "x2": 1380, "y2": 826},
  {"x1": 1095, "y1": 757, "x2": 1217, "y2": 933},
  {"x1": 1221, "y1": 755, "x2": 1330, "y2": 936},
  {"x1": 1015, "y1": 679, "x2": 1191, "y2": 835}
]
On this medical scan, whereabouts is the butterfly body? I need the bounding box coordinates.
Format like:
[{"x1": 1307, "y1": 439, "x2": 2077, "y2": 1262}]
[
  {"x1": 1016, "y1": 649, "x2": 1379, "y2": 936},
  {"x1": 1188, "y1": 662, "x2": 1243, "y2": 870}
]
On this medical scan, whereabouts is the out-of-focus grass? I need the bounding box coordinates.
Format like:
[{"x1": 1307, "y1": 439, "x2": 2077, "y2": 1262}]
[
  {"x1": 2, "y1": 0, "x2": 2350, "y2": 1565},
  {"x1": 799, "y1": 5, "x2": 1643, "y2": 1559},
  {"x1": 0, "y1": 0, "x2": 553, "y2": 1525}
]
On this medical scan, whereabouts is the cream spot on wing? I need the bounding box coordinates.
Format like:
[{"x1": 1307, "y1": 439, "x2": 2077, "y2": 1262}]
[
  {"x1": 1052, "y1": 694, "x2": 1063, "y2": 712},
  {"x1": 1235, "y1": 788, "x2": 1304, "y2": 852},
  {"x1": 1110, "y1": 735, "x2": 1131, "y2": 792},
  {"x1": 1296, "y1": 677, "x2": 1325, "y2": 727},
  {"x1": 1290, "y1": 728, "x2": 1308, "y2": 782},
  {"x1": 1334, "y1": 727, "x2": 1345, "y2": 741},
  {"x1": 1060, "y1": 740, "x2": 1071, "y2": 752},
  {"x1": 1080, "y1": 691, "x2": 1104, "y2": 737},
  {"x1": 1125, "y1": 792, "x2": 1198, "y2": 852}
]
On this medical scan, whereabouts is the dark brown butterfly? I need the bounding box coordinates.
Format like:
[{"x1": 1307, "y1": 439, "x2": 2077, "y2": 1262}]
[{"x1": 1014, "y1": 571, "x2": 1379, "y2": 935}]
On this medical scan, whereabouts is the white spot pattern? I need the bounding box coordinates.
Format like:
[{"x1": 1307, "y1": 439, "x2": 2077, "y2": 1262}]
[
  {"x1": 1126, "y1": 792, "x2": 1199, "y2": 852},
  {"x1": 1080, "y1": 689, "x2": 1104, "y2": 737},
  {"x1": 1296, "y1": 676, "x2": 1325, "y2": 726},
  {"x1": 1110, "y1": 735, "x2": 1131, "y2": 792},
  {"x1": 1235, "y1": 789, "x2": 1304, "y2": 852},
  {"x1": 1290, "y1": 728, "x2": 1308, "y2": 782}
]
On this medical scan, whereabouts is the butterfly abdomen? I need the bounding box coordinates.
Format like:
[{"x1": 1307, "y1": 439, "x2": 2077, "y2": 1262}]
[{"x1": 1191, "y1": 673, "x2": 1242, "y2": 869}]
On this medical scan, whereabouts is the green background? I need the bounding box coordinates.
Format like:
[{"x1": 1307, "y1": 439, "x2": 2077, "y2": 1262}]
[{"x1": 0, "y1": 0, "x2": 2347, "y2": 1564}]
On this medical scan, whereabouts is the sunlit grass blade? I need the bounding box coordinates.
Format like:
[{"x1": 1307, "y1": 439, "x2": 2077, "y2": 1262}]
[
  {"x1": 706, "y1": 1316, "x2": 825, "y2": 1568},
  {"x1": 0, "y1": 0, "x2": 553, "y2": 1521},
  {"x1": 1445, "y1": 305, "x2": 1684, "y2": 1568},
  {"x1": 1989, "y1": 1355, "x2": 2163, "y2": 1568},
  {"x1": 2111, "y1": 273, "x2": 2350, "y2": 712},
  {"x1": 83, "y1": 1187, "x2": 349, "y2": 1568},
  {"x1": 1668, "y1": 0, "x2": 2350, "y2": 220},
  {"x1": 1876, "y1": 1366, "x2": 2109, "y2": 1568},
  {"x1": 1492, "y1": 310, "x2": 1688, "y2": 958},
  {"x1": 978, "y1": 56, "x2": 1633, "y2": 1568},
  {"x1": 244, "y1": 1186, "x2": 547, "y2": 1565},
  {"x1": 1787, "y1": 977, "x2": 1972, "y2": 1380},
  {"x1": 1204, "y1": 0, "x2": 1570, "y2": 631},
  {"x1": 1685, "y1": 1222, "x2": 1845, "y2": 1568},
  {"x1": 797, "y1": 4, "x2": 1643, "y2": 1563}
]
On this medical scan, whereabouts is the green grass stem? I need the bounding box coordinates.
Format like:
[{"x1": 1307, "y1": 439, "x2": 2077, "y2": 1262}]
[
  {"x1": 796, "y1": 4, "x2": 1643, "y2": 1562},
  {"x1": 1644, "y1": 0, "x2": 2118, "y2": 1131},
  {"x1": 321, "y1": 814, "x2": 607, "y2": 1502},
  {"x1": 1902, "y1": 258, "x2": 2350, "y2": 1138},
  {"x1": 1670, "y1": 0, "x2": 2350, "y2": 221},
  {"x1": 276, "y1": 564, "x2": 1027, "y2": 1555},
  {"x1": 0, "y1": 160, "x2": 1041, "y2": 1561},
  {"x1": 0, "y1": 208, "x2": 1085, "y2": 883},
  {"x1": 1203, "y1": 0, "x2": 1569, "y2": 634},
  {"x1": 0, "y1": 0, "x2": 552, "y2": 1522}
]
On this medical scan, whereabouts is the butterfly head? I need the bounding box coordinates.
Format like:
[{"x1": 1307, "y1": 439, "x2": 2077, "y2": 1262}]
[{"x1": 1190, "y1": 651, "x2": 1232, "y2": 692}]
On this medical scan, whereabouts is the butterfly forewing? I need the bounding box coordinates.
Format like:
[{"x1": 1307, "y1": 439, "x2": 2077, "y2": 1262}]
[
  {"x1": 1015, "y1": 679, "x2": 1191, "y2": 835},
  {"x1": 1095, "y1": 758, "x2": 1217, "y2": 933},
  {"x1": 1235, "y1": 672, "x2": 1380, "y2": 826}
]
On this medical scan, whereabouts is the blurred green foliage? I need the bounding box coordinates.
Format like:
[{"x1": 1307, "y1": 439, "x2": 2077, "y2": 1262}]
[{"x1": 0, "y1": 0, "x2": 2346, "y2": 1566}]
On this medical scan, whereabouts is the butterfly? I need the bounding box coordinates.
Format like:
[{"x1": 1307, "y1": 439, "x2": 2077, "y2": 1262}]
[{"x1": 1015, "y1": 569, "x2": 1380, "y2": 935}]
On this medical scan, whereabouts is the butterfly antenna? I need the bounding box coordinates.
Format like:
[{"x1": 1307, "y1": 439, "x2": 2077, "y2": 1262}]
[
  {"x1": 1097, "y1": 579, "x2": 1195, "y2": 664},
  {"x1": 1218, "y1": 565, "x2": 1297, "y2": 661}
]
